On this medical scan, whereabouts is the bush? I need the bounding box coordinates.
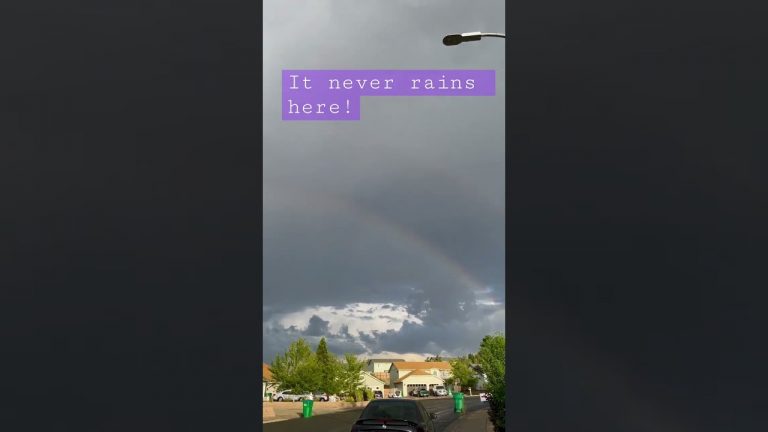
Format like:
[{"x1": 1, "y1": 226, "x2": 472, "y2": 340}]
[
  {"x1": 488, "y1": 397, "x2": 505, "y2": 431},
  {"x1": 478, "y1": 334, "x2": 505, "y2": 432},
  {"x1": 363, "y1": 388, "x2": 374, "y2": 401},
  {"x1": 354, "y1": 388, "x2": 364, "y2": 402},
  {"x1": 344, "y1": 396, "x2": 355, "y2": 403}
]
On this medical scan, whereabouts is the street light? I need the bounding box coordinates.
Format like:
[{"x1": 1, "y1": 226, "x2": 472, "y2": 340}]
[{"x1": 442, "y1": 31, "x2": 505, "y2": 46}]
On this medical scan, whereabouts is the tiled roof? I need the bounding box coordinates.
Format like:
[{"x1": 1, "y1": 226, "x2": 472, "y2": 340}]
[
  {"x1": 395, "y1": 371, "x2": 413, "y2": 383},
  {"x1": 368, "y1": 358, "x2": 405, "y2": 363},
  {"x1": 392, "y1": 361, "x2": 451, "y2": 371},
  {"x1": 262, "y1": 363, "x2": 273, "y2": 381}
]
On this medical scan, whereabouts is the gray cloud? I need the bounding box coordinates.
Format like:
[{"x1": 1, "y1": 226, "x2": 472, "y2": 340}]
[
  {"x1": 264, "y1": 322, "x2": 369, "y2": 362},
  {"x1": 359, "y1": 306, "x2": 504, "y2": 356},
  {"x1": 264, "y1": 0, "x2": 505, "y2": 360},
  {"x1": 304, "y1": 315, "x2": 331, "y2": 336},
  {"x1": 264, "y1": 300, "x2": 503, "y2": 362},
  {"x1": 338, "y1": 324, "x2": 355, "y2": 342}
]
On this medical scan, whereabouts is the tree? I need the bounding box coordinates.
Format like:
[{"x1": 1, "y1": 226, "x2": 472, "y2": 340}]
[
  {"x1": 315, "y1": 337, "x2": 342, "y2": 395},
  {"x1": 338, "y1": 353, "x2": 364, "y2": 399},
  {"x1": 443, "y1": 377, "x2": 455, "y2": 388},
  {"x1": 425, "y1": 355, "x2": 443, "y2": 362},
  {"x1": 270, "y1": 338, "x2": 320, "y2": 393},
  {"x1": 477, "y1": 334, "x2": 505, "y2": 431},
  {"x1": 449, "y1": 356, "x2": 478, "y2": 391},
  {"x1": 477, "y1": 334, "x2": 504, "y2": 396}
]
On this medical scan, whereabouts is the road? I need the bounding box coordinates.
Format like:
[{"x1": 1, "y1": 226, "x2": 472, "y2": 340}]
[{"x1": 264, "y1": 396, "x2": 486, "y2": 432}]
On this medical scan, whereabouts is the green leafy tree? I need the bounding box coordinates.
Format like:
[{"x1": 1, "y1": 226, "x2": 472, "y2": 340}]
[
  {"x1": 449, "y1": 356, "x2": 478, "y2": 391},
  {"x1": 477, "y1": 334, "x2": 505, "y2": 431},
  {"x1": 425, "y1": 355, "x2": 443, "y2": 362},
  {"x1": 339, "y1": 353, "x2": 364, "y2": 399},
  {"x1": 363, "y1": 388, "x2": 374, "y2": 401},
  {"x1": 315, "y1": 337, "x2": 342, "y2": 395},
  {"x1": 270, "y1": 338, "x2": 321, "y2": 394},
  {"x1": 443, "y1": 377, "x2": 455, "y2": 389}
]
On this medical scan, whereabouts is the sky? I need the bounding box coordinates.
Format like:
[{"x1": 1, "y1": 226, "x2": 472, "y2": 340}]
[{"x1": 263, "y1": 0, "x2": 505, "y2": 362}]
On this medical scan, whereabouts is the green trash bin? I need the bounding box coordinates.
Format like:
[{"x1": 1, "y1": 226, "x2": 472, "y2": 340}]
[
  {"x1": 453, "y1": 391, "x2": 464, "y2": 413},
  {"x1": 302, "y1": 399, "x2": 314, "y2": 418}
]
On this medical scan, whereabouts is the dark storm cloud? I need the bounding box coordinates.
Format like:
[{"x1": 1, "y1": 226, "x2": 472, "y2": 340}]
[
  {"x1": 326, "y1": 338, "x2": 368, "y2": 356},
  {"x1": 303, "y1": 315, "x2": 330, "y2": 336},
  {"x1": 360, "y1": 314, "x2": 504, "y2": 356},
  {"x1": 264, "y1": 0, "x2": 505, "y2": 358},
  {"x1": 263, "y1": 322, "x2": 369, "y2": 361},
  {"x1": 338, "y1": 324, "x2": 355, "y2": 342},
  {"x1": 357, "y1": 331, "x2": 377, "y2": 346}
]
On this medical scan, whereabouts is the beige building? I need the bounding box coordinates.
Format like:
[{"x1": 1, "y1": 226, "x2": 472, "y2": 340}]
[
  {"x1": 388, "y1": 361, "x2": 452, "y2": 395},
  {"x1": 365, "y1": 358, "x2": 404, "y2": 384},
  {"x1": 360, "y1": 371, "x2": 387, "y2": 392}
]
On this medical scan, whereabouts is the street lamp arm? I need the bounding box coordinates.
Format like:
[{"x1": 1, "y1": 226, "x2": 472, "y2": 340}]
[{"x1": 442, "y1": 31, "x2": 505, "y2": 46}]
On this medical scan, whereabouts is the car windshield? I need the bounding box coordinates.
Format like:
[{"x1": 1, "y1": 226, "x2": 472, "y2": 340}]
[{"x1": 360, "y1": 401, "x2": 423, "y2": 423}]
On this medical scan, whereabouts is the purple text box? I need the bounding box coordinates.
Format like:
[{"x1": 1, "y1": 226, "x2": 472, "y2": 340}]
[{"x1": 283, "y1": 69, "x2": 496, "y2": 121}]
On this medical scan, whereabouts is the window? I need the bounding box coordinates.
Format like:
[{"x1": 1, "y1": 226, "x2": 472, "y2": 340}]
[{"x1": 361, "y1": 401, "x2": 423, "y2": 423}]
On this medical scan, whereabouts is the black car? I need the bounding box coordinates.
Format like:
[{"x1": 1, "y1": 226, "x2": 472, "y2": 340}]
[{"x1": 350, "y1": 399, "x2": 437, "y2": 432}]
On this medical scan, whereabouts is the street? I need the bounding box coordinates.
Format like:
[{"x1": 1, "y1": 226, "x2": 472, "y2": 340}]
[{"x1": 263, "y1": 396, "x2": 486, "y2": 432}]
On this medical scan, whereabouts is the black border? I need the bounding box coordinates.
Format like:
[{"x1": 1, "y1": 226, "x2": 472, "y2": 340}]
[
  {"x1": 4, "y1": 1, "x2": 264, "y2": 430},
  {"x1": 505, "y1": 1, "x2": 768, "y2": 431}
]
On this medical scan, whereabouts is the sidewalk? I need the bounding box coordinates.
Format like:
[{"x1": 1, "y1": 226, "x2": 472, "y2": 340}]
[
  {"x1": 263, "y1": 400, "x2": 368, "y2": 423},
  {"x1": 444, "y1": 408, "x2": 494, "y2": 432}
]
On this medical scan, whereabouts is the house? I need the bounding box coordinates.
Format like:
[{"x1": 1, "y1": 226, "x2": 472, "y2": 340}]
[
  {"x1": 360, "y1": 371, "x2": 387, "y2": 393},
  {"x1": 262, "y1": 363, "x2": 278, "y2": 401},
  {"x1": 388, "y1": 361, "x2": 452, "y2": 395},
  {"x1": 365, "y1": 358, "x2": 405, "y2": 384}
]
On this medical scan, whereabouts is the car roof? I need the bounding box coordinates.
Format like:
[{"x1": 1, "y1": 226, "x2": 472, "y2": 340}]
[{"x1": 367, "y1": 398, "x2": 420, "y2": 405}]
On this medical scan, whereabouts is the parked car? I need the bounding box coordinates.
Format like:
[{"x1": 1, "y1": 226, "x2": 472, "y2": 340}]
[
  {"x1": 272, "y1": 390, "x2": 313, "y2": 402},
  {"x1": 350, "y1": 399, "x2": 437, "y2": 432},
  {"x1": 388, "y1": 390, "x2": 403, "y2": 398},
  {"x1": 313, "y1": 391, "x2": 329, "y2": 402},
  {"x1": 410, "y1": 388, "x2": 421, "y2": 397},
  {"x1": 417, "y1": 388, "x2": 430, "y2": 398},
  {"x1": 431, "y1": 385, "x2": 448, "y2": 396},
  {"x1": 373, "y1": 390, "x2": 384, "y2": 399}
]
